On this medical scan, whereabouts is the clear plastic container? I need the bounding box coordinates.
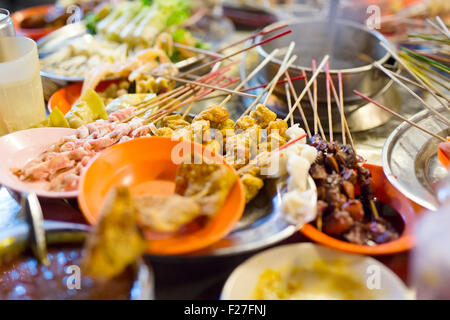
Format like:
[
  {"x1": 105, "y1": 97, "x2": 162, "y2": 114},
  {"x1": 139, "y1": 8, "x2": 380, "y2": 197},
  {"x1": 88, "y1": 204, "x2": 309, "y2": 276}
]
[
  {"x1": 0, "y1": 37, "x2": 45, "y2": 135},
  {"x1": 411, "y1": 174, "x2": 450, "y2": 299},
  {"x1": 0, "y1": 9, "x2": 15, "y2": 37}
]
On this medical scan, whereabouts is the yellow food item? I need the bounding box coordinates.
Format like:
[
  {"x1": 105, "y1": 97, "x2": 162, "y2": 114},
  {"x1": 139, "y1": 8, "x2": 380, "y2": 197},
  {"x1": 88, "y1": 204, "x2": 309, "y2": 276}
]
[
  {"x1": 250, "y1": 104, "x2": 277, "y2": 128},
  {"x1": 267, "y1": 119, "x2": 288, "y2": 137},
  {"x1": 47, "y1": 107, "x2": 70, "y2": 128},
  {"x1": 253, "y1": 259, "x2": 377, "y2": 300},
  {"x1": 194, "y1": 104, "x2": 230, "y2": 124},
  {"x1": 66, "y1": 89, "x2": 108, "y2": 128},
  {"x1": 81, "y1": 187, "x2": 147, "y2": 280},
  {"x1": 235, "y1": 116, "x2": 257, "y2": 130},
  {"x1": 241, "y1": 173, "x2": 264, "y2": 203}
]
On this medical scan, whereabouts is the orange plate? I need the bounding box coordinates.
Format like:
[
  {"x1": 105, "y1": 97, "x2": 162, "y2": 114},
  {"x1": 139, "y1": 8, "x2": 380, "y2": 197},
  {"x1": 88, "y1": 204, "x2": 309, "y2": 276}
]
[
  {"x1": 301, "y1": 164, "x2": 424, "y2": 255},
  {"x1": 47, "y1": 80, "x2": 119, "y2": 114},
  {"x1": 78, "y1": 136, "x2": 245, "y2": 255},
  {"x1": 437, "y1": 138, "x2": 450, "y2": 169},
  {"x1": 11, "y1": 5, "x2": 59, "y2": 40}
]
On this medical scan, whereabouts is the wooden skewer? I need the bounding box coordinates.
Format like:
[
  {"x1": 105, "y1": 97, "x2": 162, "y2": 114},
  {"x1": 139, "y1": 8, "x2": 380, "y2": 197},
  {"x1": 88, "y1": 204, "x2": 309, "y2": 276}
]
[
  {"x1": 218, "y1": 48, "x2": 280, "y2": 107},
  {"x1": 217, "y1": 23, "x2": 289, "y2": 53},
  {"x1": 325, "y1": 72, "x2": 354, "y2": 149},
  {"x1": 389, "y1": 71, "x2": 448, "y2": 99},
  {"x1": 301, "y1": 68, "x2": 325, "y2": 137},
  {"x1": 353, "y1": 90, "x2": 447, "y2": 142},
  {"x1": 241, "y1": 54, "x2": 297, "y2": 117},
  {"x1": 263, "y1": 42, "x2": 296, "y2": 105},
  {"x1": 337, "y1": 72, "x2": 346, "y2": 145},
  {"x1": 285, "y1": 70, "x2": 311, "y2": 137},
  {"x1": 193, "y1": 75, "x2": 305, "y2": 103},
  {"x1": 285, "y1": 82, "x2": 294, "y2": 126},
  {"x1": 435, "y1": 16, "x2": 450, "y2": 38},
  {"x1": 284, "y1": 55, "x2": 329, "y2": 121},
  {"x1": 158, "y1": 75, "x2": 257, "y2": 98},
  {"x1": 374, "y1": 62, "x2": 450, "y2": 126},
  {"x1": 174, "y1": 43, "x2": 226, "y2": 59},
  {"x1": 380, "y1": 41, "x2": 449, "y2": 111},
  {"x1": 179, "y1": 29, "x2": 292, "y2": 77},
  {"x1": 325, "y1": 62, "x2": 333, "y2": 142},
  {"x1": 312, "y1": 60, "x2": 318, "y2": 136}
]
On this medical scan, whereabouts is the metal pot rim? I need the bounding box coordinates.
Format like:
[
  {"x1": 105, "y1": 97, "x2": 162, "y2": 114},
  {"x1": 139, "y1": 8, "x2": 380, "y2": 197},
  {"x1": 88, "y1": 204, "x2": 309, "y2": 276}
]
[{"x1": 256, "y1": 18, "x2": 391, "y2": 74}]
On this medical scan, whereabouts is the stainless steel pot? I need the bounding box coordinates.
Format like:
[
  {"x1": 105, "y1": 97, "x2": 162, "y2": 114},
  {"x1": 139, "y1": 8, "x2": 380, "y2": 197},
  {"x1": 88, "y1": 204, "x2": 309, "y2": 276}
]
[
  {"x1": 256, "y1": 19, "x2": 393, "y2": 104},
  {"x1": 0, "y1": 221, "x2": 154, "y2": 300}
]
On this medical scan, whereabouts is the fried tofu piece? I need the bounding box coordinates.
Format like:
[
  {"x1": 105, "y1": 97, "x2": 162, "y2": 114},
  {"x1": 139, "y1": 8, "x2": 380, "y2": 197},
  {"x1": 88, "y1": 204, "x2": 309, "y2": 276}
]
[
  {"x1": 216, "y1": 118, "x2": 235, "y2": 130},
  {"x1": 161, "y1": 114, "x2": 190, "y2": 130},
  {"x1": 135, "y1": 194, "x2": 201, "y2": 232},
  {"x1": 235, "y1": 116, "x2": 257, "y2": 130},
  {"x1": 155, "y1": 127, "x2": 174, "y2": 137},
  {"x1": 194, "y1": 104, "x2": 230, "y2": 124},
  {"x1": 175, "y1": 162, "x2": 236, "y2": 216},
  {"x1": 191, "y1": 119, "x2": 211, "y2": 142},
  {"x1": 267, "y1": 132, "x2": 287, "y2": 149},
  {"x1": 250, "y1": 104, "x2": 277, "y2": 128},
  {"x1": 241, "y1": 173, "x2": 264, "y2": 203},
  {"x1": 204, "y1": 139, "x2": 222, "y2": 154},
  {"x1": 267, "y1": 119, "x2": 288, "y2": 137},
  {"x1": 171, "y1": 126, "x2": 193, "y2": 141},
  {"x1": 81, "y1": 187, "x2": 147, "y2": 280}
]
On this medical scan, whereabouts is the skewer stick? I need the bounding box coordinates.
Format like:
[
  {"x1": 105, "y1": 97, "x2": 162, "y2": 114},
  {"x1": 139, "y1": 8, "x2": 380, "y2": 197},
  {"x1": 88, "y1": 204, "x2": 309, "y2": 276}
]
[
  {"x1": 219, "y1": 48, "x2": 280, "y2": 107},
  {"x1": 337, "y1": 72, "x2": 346, "y2": 145},
  {"x1": 312, "y1": 60, "x2": 318, "y2": 136},
  {"x1": 174, "y1": 43, "x2": 226, "y2": 59},
  {"x1": 218, "y1": 23, "x2": 289, "y2": 53},
  {"x1": 388, "y1": 72, "x2": 448, "y2": 99},
  {"x1": 374, "y1": 62, "x2": 450, "y2": 126},
  {"x1": 325, "y1": 72, "x2": 354, "y2": 149},
  {"x1": 380, "y1": 41, "x2": 449, "y2": 111},
  {"x1": 182, "y1": 102, "x2": 194, "y2": 119},
  {"x1": 435, "y1": 16, "x2": 450, "y2": 38},
  {"x1": 301, "y1": 68, "x2": 325, "y2": 137},
  {"x1": 285, "y1": 70, "x2": 311, "y2": 137},
  {"x1": 285, "y1": 82, "x2": 294, "y2": 126},
  {"x1": 263, "y1": 42, "x2": 296, "y2": 105},
  {"x1": 158, "y1": 75, "x2": 257, "y2": 98},
  {"x1": 325, "y1": 62, "x2": 333, "y2": 142},
  {"x1": 353, "y1": 90, "x2": 447, "y2": 142},
  {"x1": 241, "y1": 55, "x2": 297, "y2": 117},
  {"x1": 284, "y1": 55, "x2": 329, "y2": 121},
  {"x1": 179, "y1": 29, "x2": 292, "y2": 77}
]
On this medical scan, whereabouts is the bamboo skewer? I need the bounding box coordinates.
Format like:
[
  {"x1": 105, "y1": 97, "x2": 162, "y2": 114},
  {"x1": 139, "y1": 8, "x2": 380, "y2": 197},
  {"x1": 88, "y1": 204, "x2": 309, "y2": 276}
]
[
  {"x1": 301, "y1": 68, "x2": 325, "y2": 137},
  {"x1": 174, "y1": 43, "x2": 226, "y2": 59},
  {"x1": 325, "y1": 62, "x2": 333, "y2": 142},
  {"x1": 217, "y1": 23, "x2": 289, "y2": 53},
  {"x1": 285, "y1": 70, "x2": 311, "y2": 137},
  {"x1": 337, "y1": 72, "x2": 346, "y2": 145},
  {"x1": 158, "y1": 75, "x2": 257, "y2": 99},
  {"x1": 324, "y1": 72, "x2": 354, "y2": 149},
  {"x1": 285, "y1": 82, "x2": 294, "y2": 126},
  {"x1": 311, "y1": 61, "x2": 326, "y2": 139},
  {"x1": 193, "y1": 75, "x2": 305, "y2": 102},
  {"x1": 284, "y1": 55, "x2": 329, "y2": 121},
  {"x1": 179, "y1": 29, "x2": 292, "y2": 77},
  {"x1": 263, "y1": 42, "x2": 296, "y2": 105},
  {"x1": 380, "y1": 41, "x2": 449, "y2": 111},
  {"x1": 388, "y1": 72, "x2": 448, "y2": 99},
  {"x1": 241, "y1": 54, "x2": 297, "y2": 117},
  {"x1": 353, "y1": 90, "x2": 447, "y2": 142},
  {"x1": 374, "y1": 62, "x2": 450, "y2": 126},
  {"x1": 218, "y1": 48, "x2": 280, "y2": 107}
]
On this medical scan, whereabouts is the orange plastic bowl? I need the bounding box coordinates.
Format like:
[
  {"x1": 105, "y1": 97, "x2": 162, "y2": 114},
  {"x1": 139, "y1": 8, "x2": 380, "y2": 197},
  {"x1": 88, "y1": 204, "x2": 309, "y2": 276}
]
[
  {"x1": 11, "y1": 5, "x2": 59, "y2": 40},
  {"x1": 48, "y1": 80, "x2": 119, "y2": 114},
  {"x1": 437, "y1": 138, "x2": 450, "y2": 169},
  {"x1": 78, "y1": 136, "x2": 245, "y2": 255},
  {"x1": 301, "y1": 164, "x2": 424, "y2": 255}
]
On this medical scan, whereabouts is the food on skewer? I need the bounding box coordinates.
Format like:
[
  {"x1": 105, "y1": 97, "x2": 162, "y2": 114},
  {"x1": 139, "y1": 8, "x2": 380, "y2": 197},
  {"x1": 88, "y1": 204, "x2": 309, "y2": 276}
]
[
  {"x1": 308, "y1": 135, "x2": 400, "y2": 245},
  {"x1": 40, "y1": 0, "x2": 206, "y2": 79}
]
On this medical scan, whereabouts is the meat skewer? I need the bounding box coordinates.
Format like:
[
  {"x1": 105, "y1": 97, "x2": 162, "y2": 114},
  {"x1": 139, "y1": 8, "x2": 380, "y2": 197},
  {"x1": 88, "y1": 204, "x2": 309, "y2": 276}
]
[{"x1": 353, "y1": 90, "x2": 447, "y2": 142}]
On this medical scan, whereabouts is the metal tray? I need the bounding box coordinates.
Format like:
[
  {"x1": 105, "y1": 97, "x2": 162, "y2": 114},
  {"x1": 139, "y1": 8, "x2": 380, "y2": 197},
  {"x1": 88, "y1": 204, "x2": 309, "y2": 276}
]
[{"x1": 382, "y1": 107, "x2": 450, "y2": 211}]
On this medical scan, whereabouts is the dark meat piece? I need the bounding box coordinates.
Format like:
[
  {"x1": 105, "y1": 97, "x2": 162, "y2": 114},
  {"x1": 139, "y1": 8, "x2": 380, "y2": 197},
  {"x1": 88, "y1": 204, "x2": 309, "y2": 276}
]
[
  {"x1": 326, "y1": 155, "x2": 340, "y2": 173},
  {"x1": 342, "y1": 200, "x2": 364, "y2": 221},
  {"x1": 323, "y1": 210, "x2": 354, "y2": 235},
  {"x1": 342, "y1": 180, "x2": 355, "y2": 199},
  {"x1": 310, "y1": 163, "x2": 328, "y2": 180},
  {"x1": 323, "y1": 174, "x2": 347, "y2": 208},
  {"x1": 365, "y1": 218, "x2": 399, "y2": 244},
  {"x1": 343, "y1": 222, "x2": 367, "y2": 245},
  {"x1": 341, "y1": 168, "x2": 357, "y2": 184}
]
